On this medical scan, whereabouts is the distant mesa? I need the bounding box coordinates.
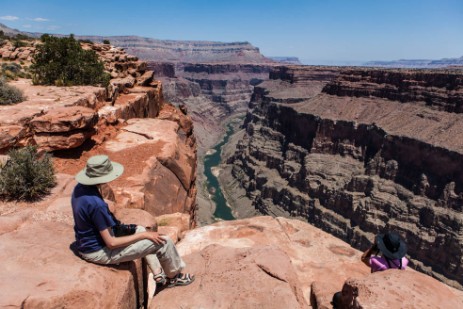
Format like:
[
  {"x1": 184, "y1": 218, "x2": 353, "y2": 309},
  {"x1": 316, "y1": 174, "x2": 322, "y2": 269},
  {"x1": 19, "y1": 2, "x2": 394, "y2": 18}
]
[
  {"x1": 364, "y1": 56, "x2": 463, "y2": 68},
  {"x1": 0, "y1": 23, "x2": 273, "y2": 64},
  {"x1": 268, "y1": 56, "x2": 302, "y2": 65}
]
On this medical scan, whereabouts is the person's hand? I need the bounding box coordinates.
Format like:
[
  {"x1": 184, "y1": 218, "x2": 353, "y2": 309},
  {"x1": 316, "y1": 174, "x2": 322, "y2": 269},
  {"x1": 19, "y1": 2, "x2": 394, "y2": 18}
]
[{"x1": 145, "y1": 231, "x2": 166, "y2": 245}]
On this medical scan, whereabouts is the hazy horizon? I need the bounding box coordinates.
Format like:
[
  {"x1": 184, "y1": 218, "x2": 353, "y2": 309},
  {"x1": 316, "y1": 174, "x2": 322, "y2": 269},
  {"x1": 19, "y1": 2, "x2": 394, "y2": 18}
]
[{"x1": 1, "y1": 0, "x2": 462, "y2": 64}]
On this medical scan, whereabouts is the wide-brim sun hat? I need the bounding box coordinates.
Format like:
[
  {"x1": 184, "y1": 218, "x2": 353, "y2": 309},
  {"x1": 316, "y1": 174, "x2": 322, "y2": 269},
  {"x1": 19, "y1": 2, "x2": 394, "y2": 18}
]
[
  {"x1": 376, "y1": 232, "x2": 407, "y2": 260},
  {"x1": 75, "y1": 155, "x2": 124, "y2": 185}
]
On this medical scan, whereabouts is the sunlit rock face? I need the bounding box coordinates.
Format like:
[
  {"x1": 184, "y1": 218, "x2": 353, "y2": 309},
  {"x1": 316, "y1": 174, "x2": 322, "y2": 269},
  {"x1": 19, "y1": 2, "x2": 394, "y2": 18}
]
[
  {"x1": 0, "y1": 42, "x2": 198, "y2": 308},
  {"x1": 228, "y1": 65, "x2": 463, "y2": 289},
  {"x1": 153, "y1": 216, "x2": 463, "y2": 308}
]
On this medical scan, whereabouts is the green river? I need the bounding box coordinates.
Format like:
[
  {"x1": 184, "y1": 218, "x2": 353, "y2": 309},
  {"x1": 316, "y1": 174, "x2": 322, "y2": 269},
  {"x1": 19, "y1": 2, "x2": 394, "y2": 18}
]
[{"x1": 204, "y1": 122, "x2": 236, "y2": 220}]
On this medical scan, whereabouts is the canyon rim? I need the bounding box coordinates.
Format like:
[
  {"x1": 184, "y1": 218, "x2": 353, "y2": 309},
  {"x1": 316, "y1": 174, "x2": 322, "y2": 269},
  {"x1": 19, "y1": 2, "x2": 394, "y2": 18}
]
[{"x1": 1, "y1": 9, "x2": 463, "y2": 307}]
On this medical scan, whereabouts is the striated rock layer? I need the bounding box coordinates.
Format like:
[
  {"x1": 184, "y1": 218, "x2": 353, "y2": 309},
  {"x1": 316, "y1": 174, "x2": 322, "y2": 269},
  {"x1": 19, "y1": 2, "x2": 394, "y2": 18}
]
[
  {"x1": 154, "y1": 62, "x2": 273, "y2": 136},
  {"x1": 147, "y1": 62, "x2": 274, "y2": 225},
  {"x1": 228, "y1": 65, "x2": 463, "y2": 289}
]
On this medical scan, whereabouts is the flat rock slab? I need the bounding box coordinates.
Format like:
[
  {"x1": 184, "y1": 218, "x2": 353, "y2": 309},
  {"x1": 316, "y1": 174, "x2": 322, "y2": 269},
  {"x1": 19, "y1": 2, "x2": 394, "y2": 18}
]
[
  {"x1": 152, "y1": 216, "x2": 463, "y2": 308},
  {"x1": 0, "y1": 80, "x2": 105, "y2": 151},
  {"x1": 30, "y1": 106, "x2": 98, "y2": 133},
  {"x1": 340, "y1": 269, "x2": 463, "y2": 308},
  {"x1": 153, "y1": 216, "x2": 368, "y2": 308}
]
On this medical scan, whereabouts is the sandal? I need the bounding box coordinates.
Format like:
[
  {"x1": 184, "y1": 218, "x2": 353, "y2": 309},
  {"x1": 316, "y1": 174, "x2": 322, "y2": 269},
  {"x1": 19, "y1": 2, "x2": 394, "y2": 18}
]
[
  {"x1": 167, "y1": 273, "x2": 195, "y2": 288},
  {"x1": 153, "y1": 269, "x2": 167, "y2": 286}
]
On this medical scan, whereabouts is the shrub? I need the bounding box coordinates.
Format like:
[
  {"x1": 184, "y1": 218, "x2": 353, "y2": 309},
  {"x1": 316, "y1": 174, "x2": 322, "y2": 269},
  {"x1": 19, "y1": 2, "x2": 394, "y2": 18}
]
[
  {"x1": 2, "y1": 62, "x2": 22, "y2": 74},
  {"x1": 78, "y1": 39, "x2": 93, "y2": 44},
  {"x1": 103, "y1": 39, "x2": 110, "y2": 45},
  {"x1": 1, "y1": 63, "x2": 28, "y2": 81},
  {"x1": 0, "y1": 78, "x2": 25, "y2": 105},
  {"x1": 0, "y1": 146, "x2": 56, "y2": 201},
  {"x1": 31, "y1": 34, "x2": 110, "y2": 87},
  {"x1": 13, "y1": 39, "x2": 27, "y2": 49}
]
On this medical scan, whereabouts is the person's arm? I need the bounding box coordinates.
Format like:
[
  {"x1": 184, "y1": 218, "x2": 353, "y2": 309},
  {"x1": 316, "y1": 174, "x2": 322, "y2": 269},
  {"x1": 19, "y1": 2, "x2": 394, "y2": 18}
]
[
  {"x1": 361, "y1": 242, "x2": 378, "y2": 267},
  {"x1": 100, "y1": 228, "x2": 166, "y2": 249}
]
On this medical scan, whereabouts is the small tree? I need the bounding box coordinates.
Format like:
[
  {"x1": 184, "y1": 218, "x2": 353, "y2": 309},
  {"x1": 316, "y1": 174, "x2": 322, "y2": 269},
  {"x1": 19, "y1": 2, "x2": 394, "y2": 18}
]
[
  {"x1": 31, "y1": 34, "x2": 110, "y2": 87},
  {"x1": 103, "y1": 39, "x2": 110, "y2": 45},
  {"x1": 0, "y1": 146, "x2": 56, "y2": 201}
]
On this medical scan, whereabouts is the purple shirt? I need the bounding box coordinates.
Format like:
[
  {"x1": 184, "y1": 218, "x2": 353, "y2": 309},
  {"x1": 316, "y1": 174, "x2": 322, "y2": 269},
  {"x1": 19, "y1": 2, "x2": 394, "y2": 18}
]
[
  {"x1": 71, "y1": 184, "x2": 116, "y2": 253},
  {"x1": 370, "y1": 256, "x2": 409, "y2": 273}
]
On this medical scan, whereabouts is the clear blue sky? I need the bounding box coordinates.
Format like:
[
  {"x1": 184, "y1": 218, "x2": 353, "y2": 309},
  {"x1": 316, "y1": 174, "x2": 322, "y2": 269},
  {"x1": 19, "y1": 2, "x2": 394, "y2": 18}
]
[{"x1": 1, "y1": 0, "x2": 462, "y2": 64}]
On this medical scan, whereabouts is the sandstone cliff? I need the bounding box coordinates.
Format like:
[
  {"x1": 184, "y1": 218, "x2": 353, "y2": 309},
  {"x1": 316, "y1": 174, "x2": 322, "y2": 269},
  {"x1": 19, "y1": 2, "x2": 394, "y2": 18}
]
[
  {"x1": 227, "y1": 65, "x2": 463, "y2": 289},
  {"x1": 0, "y1": 42, "x2": 197, "y2": 307}
]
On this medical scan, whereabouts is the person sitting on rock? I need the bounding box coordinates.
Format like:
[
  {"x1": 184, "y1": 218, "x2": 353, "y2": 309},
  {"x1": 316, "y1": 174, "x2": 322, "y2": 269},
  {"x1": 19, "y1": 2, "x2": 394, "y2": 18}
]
[
  {"x1": 361, "y1": 232, "x2": 408, "y2": 272},
  {"x1": 71, "y1": 155, "x2": 195, "y2": 288}
]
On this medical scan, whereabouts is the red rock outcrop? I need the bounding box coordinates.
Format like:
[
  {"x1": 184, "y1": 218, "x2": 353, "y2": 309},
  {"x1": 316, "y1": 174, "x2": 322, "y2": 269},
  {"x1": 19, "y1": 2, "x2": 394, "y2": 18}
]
[
  {"x1": 227, "y1": 65, "x2": 463, "y2": 289},
  {"x1": 0, "y1": 41, "x2": 36, "y2": 62},
  {"x1": 0, "y1": 41, "x2": 162, "y2": 153},
  {"x1": 339, "y1": 270, "x2": 463, "y2": 308},
  {"x1": 0, "y1": 173, "x2": 192, "y2": 308},
  {"x1": 0, "y1": 42, "x2": 198, "y2": 307},
  {"x1": 153, "y1": 216, "x2": 463, "y2": 308}
]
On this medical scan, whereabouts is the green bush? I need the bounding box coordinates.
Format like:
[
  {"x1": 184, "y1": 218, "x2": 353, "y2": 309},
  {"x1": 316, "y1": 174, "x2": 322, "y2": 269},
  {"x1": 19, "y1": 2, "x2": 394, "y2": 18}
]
[
  {"x1": 0, "y1": 78, "x2": 25, "y2": 105},
  {"x1": 0, "y1": 146, "x2": 56, "y2": 201},
  {"x1": 103, "y1": 39, "x2": 110, "y2": 45},
  {"x1": 13, "y1": 39, "x2": 27, "y2": 49},
  {"x1": 78, "y1": 39, "x2": 93, "y2": 44},
  {"x1": 2, "y1": 62, "x2": 22, "y2": 75},
  {"x1": 31, "y1": 34, "x2": 110, "y2": 87}
]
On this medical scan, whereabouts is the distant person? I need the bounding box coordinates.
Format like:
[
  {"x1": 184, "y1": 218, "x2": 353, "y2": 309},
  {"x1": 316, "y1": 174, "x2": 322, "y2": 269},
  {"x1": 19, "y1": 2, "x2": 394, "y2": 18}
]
[
  {"x1": 361, "y1": 232, "x2": 408, "y2": 272},
  {"x1": 71, "y1": 155, "x2": 194, "y2": 288}
]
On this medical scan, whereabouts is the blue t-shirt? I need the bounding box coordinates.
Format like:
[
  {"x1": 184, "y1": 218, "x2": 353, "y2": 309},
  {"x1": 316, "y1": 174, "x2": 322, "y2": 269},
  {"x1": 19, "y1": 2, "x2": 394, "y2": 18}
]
[{"x1": 71, "y1": 184, "x2": 116, "y2": 253}]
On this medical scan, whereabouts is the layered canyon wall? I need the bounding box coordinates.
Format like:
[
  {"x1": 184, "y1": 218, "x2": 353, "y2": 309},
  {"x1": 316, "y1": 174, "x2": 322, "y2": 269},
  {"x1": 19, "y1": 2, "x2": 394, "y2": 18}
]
[
  {"x1": 228, "y1": 66, "x2": 463, "y2": 289},
  {"x1": 145, "y1": 61, "x2": 273, "y2": 224}
]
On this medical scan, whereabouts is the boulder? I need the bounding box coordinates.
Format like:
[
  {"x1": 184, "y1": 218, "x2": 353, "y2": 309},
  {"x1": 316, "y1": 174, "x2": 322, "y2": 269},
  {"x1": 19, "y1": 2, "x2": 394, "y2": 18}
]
[
  {"x1": 115, "y1": 207, "x2": 157, "y2": 229},
  {"x1": 156, "y1": 212, "x2": 191, "y2": 235},
  {"x1": 104, "y1": 118, "x2": 196, "y2": 217},
  {"x1": 30, "y1": 106, "x2": 98, "y2": 133},
  {"x1": 0, "y1": 125, "x2": 27, "y2": 150},
  {"x1": 136, "y1": 70, "x2": 154, "y2": 86},
  {"x1": 111, "y1": 76, "x2": 136, "y2": 89},
  {"x1": 34, "y1": 129, "x2": 95, "y2": 151},
  {"x1": 338, "y1": 270, "x2": 463, "y2": 308}
]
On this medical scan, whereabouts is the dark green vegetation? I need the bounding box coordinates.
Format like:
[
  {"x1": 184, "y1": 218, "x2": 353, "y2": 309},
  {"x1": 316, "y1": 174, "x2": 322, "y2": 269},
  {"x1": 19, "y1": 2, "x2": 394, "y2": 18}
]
[
  {"x1": 0, "y1": 77, "x2": 25, "y2": 105},
  {"x1": 0, "y1": 146, "x2": 56, "y2": 201},
  {"x1": 103, "y1": 39, "x2": 110, "y2": 45},
  {"x1": 0, "y1": 30, "x2": 33, "y2": 48},
  {"x1": 31, "y1": 34, "x2": 110, "y2": 86},
  {"x1": 1, "y1": 62, "x2": 32, "y2": 81}
]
